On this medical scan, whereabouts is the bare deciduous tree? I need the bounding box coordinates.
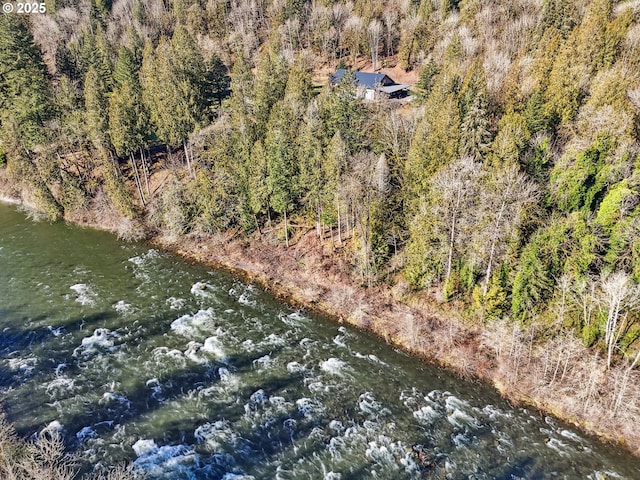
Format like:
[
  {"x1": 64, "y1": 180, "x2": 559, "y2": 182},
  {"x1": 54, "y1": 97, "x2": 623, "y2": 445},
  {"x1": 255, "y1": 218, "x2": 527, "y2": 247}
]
[
  {"x1": 344, "y1": 15, "x2": 365, "y2": 66},
  {"x1": 331, "y1": 2, "x2": 353, "y2": 60},
  {"x1": 431, "y1": 156, "x2": 481, "y2": 286},
  {"x1": 476, "y1": 164, "x2": 537, "y2": 297},
  {"x1": 29, "y1": 15, "x2": 61, "y2": 75},
  {"x1": 599, "y1": 271, "x2": 639, "y2": 369},
  {"x1": 368, "y1": 19, "x2": 383, "y2": 70},
  {"x1": 382, "y1": 8, "x2": 398, "y2": 57}
]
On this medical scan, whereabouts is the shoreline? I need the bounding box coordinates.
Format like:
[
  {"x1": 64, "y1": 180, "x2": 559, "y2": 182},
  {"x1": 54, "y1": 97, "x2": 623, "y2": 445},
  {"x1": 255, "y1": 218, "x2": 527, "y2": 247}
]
[
  {"x1": 0, "y1": 195, "x2": 21, "y2": 205},
  {"x1": 149, "y1": 230, "x2": 640, "y2": 456},
  {"x1": 1, "y1": 191, "x2": 639, "y2": 457}
]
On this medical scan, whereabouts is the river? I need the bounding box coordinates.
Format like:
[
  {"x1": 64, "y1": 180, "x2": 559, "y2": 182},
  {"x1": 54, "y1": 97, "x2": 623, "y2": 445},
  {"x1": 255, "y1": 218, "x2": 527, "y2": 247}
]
[{"x1": 0, "y1": 202, "x2": 638, "y2": 479}]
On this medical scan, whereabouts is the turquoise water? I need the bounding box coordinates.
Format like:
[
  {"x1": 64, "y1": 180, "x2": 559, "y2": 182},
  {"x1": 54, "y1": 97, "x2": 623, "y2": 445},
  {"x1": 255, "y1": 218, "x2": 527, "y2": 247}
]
[{"x1": 0, "y1": 201, "x2": 638, "y2": 479}]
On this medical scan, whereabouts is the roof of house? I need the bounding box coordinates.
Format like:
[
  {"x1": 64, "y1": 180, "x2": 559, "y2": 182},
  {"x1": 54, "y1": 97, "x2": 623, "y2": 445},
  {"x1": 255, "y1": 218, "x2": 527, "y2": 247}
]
[
  {"x1": 379, "y1": 84, "x2": 410, "y2": 94},
  {"x1": 331, "y1": 69, "x2": 395, "y2": 88}
]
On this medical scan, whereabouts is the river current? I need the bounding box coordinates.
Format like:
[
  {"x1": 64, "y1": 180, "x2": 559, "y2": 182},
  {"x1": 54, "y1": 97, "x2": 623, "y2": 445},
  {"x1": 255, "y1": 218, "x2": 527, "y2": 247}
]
[{"x1": 0, "y1": 202, "x2": 638, "y2": 479}]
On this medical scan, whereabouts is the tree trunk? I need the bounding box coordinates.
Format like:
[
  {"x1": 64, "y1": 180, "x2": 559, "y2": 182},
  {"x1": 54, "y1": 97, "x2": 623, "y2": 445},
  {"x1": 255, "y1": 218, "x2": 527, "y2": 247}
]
[
  {"x1": 130, "y1": 153, "x2": 145, "y2": 206},
  {"x1": 284, "y1": 209, "x2": 289, "y2": 248},
  {"x1": 446, "y1": 210, "x2": 457, "y2": 284},
  {"x1": 483, "y1": 201, "x2": 506, "y2": 297},
  {"x1": 140, "y1": 147, "x2": 151, "y2": 198},
  {"x1": 316, "y1": 198, "x2": 322, "y2": 238},
  {"x1": 183, "y1": 142, "x2": 193, "y2": 179},
  {"x1": 337, "y1": 198, "x2": 342, "y2": 243}
]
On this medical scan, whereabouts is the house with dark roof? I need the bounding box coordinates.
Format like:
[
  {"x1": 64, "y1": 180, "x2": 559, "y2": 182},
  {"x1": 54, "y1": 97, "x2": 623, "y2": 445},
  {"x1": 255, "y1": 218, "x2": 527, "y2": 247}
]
[{"x1": 330, "y1": 69, "x2": 409, "y2": 100}]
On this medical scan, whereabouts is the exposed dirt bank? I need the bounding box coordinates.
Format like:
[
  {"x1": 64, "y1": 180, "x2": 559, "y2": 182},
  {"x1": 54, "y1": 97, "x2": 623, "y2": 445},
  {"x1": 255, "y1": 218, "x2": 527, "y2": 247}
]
[
  {"x1": 1, "y1": 180, "x2": 639, "y2": 458},
  {"x1": 149, "y1": 228, "x2": 640, "y2": 456}
]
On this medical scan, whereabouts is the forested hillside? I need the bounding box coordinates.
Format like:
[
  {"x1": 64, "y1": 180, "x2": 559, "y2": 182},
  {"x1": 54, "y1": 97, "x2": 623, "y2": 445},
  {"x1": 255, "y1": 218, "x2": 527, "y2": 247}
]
[{"x1": 2, "y1": 0, "x2": 640, "y2": 385}]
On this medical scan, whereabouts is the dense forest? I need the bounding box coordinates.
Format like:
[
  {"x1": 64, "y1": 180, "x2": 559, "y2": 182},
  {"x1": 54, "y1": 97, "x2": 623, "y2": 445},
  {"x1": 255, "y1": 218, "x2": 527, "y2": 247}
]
[{"x1": 2, "y1": 0, "x2": 640, "y2": 380}]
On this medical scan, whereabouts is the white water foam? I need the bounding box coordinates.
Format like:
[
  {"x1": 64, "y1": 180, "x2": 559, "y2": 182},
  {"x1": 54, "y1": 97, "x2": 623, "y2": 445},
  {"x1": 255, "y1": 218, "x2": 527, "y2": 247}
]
[
  {"x1": 560, "y1": 429, "x2": 584, "y2": 444},
  {"x1": 447, "y1": 407, "x2": 476, "y2": 429},
  {"x1": 238, "y1": 288, "x2": 257, "y2": 307},
  {"x1": 365, "y1": 435, "x2": 419, "y2": 475},
  {"x1": 184, "y1": 341, "x2": 208, "y2": 364},
  {"x1": 545, "y1": 437, "x2": 571, "y2": 457},
  {"x1": 171, "y1": 308, "x2": 216, "y2": 337},
  {"x1": 195, "y1": 420, "x2": 242, "y2": 452},
  {"x1": 320, "y1": 358, "x2": 348, "y2": 376},
  {"x1": 353, "y1": 352, "x2": 388, "y2": 366},
  {"x1": 259, "y1": 333, "x2": 288, "y2": 348},
  {"x1": 228, "y1": 283, "x2": 259, "y2": 307},
  {"x1": 112, "y1": 300, "x2": 134, "y2": 315},
  {"x1": 358, "y1": 392, "x2": 391, "y2": 418},
  {"x1": 202, "y1": 336, "x2": 226, "y2": 359},
  {"x1": 323, "y1": 473, "x2": 342, "y2": 480},
  {"x1": 73, "y1": 328, "x2": 119, "y2": 356},
  {"x1": 45, "y1": 376, "x2": 76, "y2": 399},
  {"x1": 127, "y1": 250, "x2": 160, "y2": 284},
  {"x1": 191, "y1": 281, "x2": 218, "y2": 299},
  {"x1": 41, "y1": 420, "x2": 64, "y2": 436},
  {"x1": 252, "y1": 354, "x2": 276, "y2": 369},
  {"x1": 127, "y1": 249, "x2": 160, "y2": 267},
  {"x1": 7, "y1": 356, "x2": 37, "y2": 374},
  {"x1": 132, "y1": 439, "x2": 158, "y2": 457},
  {"x1": 198, "y1": 366, "x2": 241, "y2": 400},
  {"x1": 589, "y1": 471, "x2": 625, "y2": 480},
  {"x1": 333, "y1": 334, "x2": 348, "y2": 348},
  {"x1": 100, "y1": 391, "x2": 131, "y2": 408},
  {"x1": 413, "y1": 405, "x2": 439, "y2": 424},
  {"x1": 47, "y1": 325, "x2": 64, "y2": 336},
  {"x1": 146, "y1": 378, "x2": 164, "y2": 400},
  {"x1": 296, "y1": 398, "x2": 324, "y2": 419},
  {"x1": 249, "y1": 389, "x2": 268, "y2": 404},
  {"x1": 307, "y1": 381, "x2": 329, "y2": 393},
  {"x1": 286, "y1": 361, "x2": 306, "y2": 373},
  {"x1": 76, "y1": 426, "x2": 97, "y2": 443},
  {"x1": 280, "y1": 311, "x2": 308, "y2": 327},
  {"x1": 132, "y1": 440, "x2": 196, "y2": 477},
  {"x1": 70, "y1": 283, "x2": 97, "y2": 306},
  {"x1": 445, "y1": 395, "x2": 477, "y2": 429},
  {"x1": 152, "y1": 347, "x2": 187, "y2": 367},
  {"x1": 166, "y1": 296, "x2": 186, "y2": 310}
]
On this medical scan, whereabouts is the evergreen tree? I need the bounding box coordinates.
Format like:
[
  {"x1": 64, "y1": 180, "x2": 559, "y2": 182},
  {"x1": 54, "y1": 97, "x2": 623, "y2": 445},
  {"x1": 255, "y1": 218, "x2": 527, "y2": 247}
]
[
  {"x1": 203, "y1": 54, "x2": 230, "y2": 110},
  {"x1": 323, "y1": 130, "x2": 349, "y2": 240},
  {"x1": 141, "y1": 27, "x2": 209, "y2": 169},
  {"x1": 0, "y1": 15, "x2": 60, "y2": 217},
  {"x1": 108, "y1": 41, "x2": 148, "y2": 157},
  {"x1": 247, "y1": 139, "x2": 270, "y2": 227},
  {"x1": 266, "y1": 101, "x2": 299, "y2": 247},
  {"x1": 414, "y1": 60, "x2": 439, "y2": 100},
  {"x1": 320, "y1": 70, "x2": 366, "y2": 153},
  {"x1": 298, "y1": 105, "x2": 326, "y2": 236},
  {"x1": 488, "y1": 111, "x2": 531, "y2": 166},
  {"x1": 113, "y1": 46, "x2": 138, "y2": 88},
  {"x1": 405, "y1": 91, "x2": 461, "y2": 206},
  {"x1": 92, "y1": 25, "x2": 113, "y2": 89},
  {"x1": 84, "y1": 66, "x2": 111, "y2": 153},
  {"x1": 108, "y1": 80, "x2": 147, "y2": 158},
  {"x1": 0, "y1": 15, "x2": 54, "y2": 151},
  {"x1": 537, "y1": 0, "x2": 578, "y2": 39},
  {"x1": 459, "y1": 94, "x2": 491, "y2": 160},
  {"x1": 253, "y1": 49, "x2": 289, "y2": 137},
  {"x1": 284, "y1": 56, "x2": 314, "y2": 116}
]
